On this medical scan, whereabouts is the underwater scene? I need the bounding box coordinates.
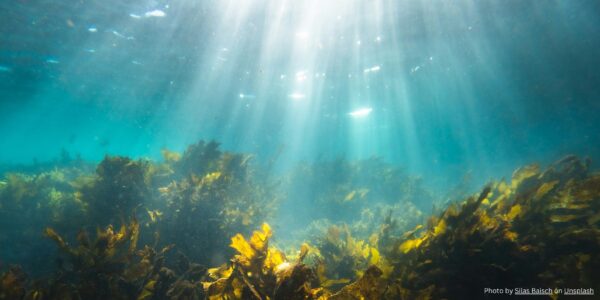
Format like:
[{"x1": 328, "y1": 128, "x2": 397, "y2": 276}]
[{"x1": 1, "y1": 1, "x2": 600, "y2": 299}]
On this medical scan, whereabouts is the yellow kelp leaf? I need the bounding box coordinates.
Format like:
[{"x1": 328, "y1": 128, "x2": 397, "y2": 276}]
[
  {"x1": 265, "y1": 248, "x2": 286, "y2": 271},
  {"x1": 504, "y1": 230, "x2": 518, "y2": 242},
  {"x1": 481, "y1": 198, "x2": 490, "y2": 205},
  {"x1": 354, "y1": 240, "x2": 370, "y2": 259},
  {"x1": 506, "y1": 204, "x2": 522, "y2": 221},
  {"x1": 114, "y1": 224, "x2": 127, "y2": 242},
  {"x1": 205, "y1": 277, "x2": 243, "y2": 300},
  {"x1": 146, "y1": 209, "x2": 163, "y2": 223},
  {"x1": 550, "y1": 215, "x2": 579, "y2": 223},
  {"x1": 322, "y1": 278, "x2": 351, "y2": 288},
  {"x1": 497, "y1": 181, "x2": 511, "y2": 195},
  {"x1": 369, "y1": 247, "x2": 380, "y2": 265},
  {"x1": 207, "y1": 264, "x2": 233, "y2": 280},
  {"x1": 230, "y1": 233, "x2": 255, "y2": 259},
  {"x1": 433, "y1": 219, "x2": 447, "y2": 236},
  {"x1": 203, "y1": 172, "x2": 222, "y2": 185},
  {"x1": 161, "y1": 149, "x2": 181, "y2": 163},
  {"x1": 136, "y1": 279, "x2": 156, "y2": 300},
  {"x1": 479, "y1": 211, "x2": 498, "y2": 229},
  {"x1": 44, "y1": 228, "x2": 68, "y2": 249},
  {"x1": 250, "y1": 223, "x2": 272, "y2": 251},
  {"x1": 232, "y1": 278, "x2": 243, "y2": 298},
  {"x1": 344, "y1": 190, "x2": 357, "y2": 202},
  {"x1": 298, "y1": 243, "x2": 310, "y2": 262},
  {"x1": 534, "y1": 180, "x2": 559, "y2": 199},
  {"x1": 399, "y1": 237, "x2": 424, "y2": 254},
  {"x1": 511, "y1": 164, "x2": 540, "y2": 188}
]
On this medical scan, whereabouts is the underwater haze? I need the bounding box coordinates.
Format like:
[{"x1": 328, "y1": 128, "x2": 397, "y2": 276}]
[
  {"x1": 1, "y1": 1, "x2": 599, "y2": 180},
  {"x1": 1, "y1": 1, "x2": 600, "y2": 299}
]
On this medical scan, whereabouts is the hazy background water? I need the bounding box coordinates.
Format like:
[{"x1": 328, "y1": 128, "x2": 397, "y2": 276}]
[{"x1": 1, "y1": 0, "x2": 599, "y2": 192}]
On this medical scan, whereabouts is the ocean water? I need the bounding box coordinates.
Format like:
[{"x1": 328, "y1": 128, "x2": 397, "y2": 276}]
[{"x1": 1, "y1": 1, "x2": 600, "y2": 299}]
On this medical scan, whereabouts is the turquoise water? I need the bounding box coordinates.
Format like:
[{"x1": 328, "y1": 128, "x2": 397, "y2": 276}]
[
  {"x1": 2, "y1": 1, "x2": 599, "y2": 180},
  {"x1": 1, "y1": 1, "x2": 600, "y2": 296}
]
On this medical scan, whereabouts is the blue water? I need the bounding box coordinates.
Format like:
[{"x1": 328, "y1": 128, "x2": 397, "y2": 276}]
[{"x1": 1, "y1": 0, "x2": 599, "y2": 189}]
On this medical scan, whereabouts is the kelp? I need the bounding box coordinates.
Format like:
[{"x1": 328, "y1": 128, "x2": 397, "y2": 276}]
[
  {"x1": 203, "y1": 223, "x2": 325, "y2": 300},
  {"x1": 31, "y1": 218, "x2": 208, "y2": 300},
  {"x1": 309, "y1": 224, "x2": 392, "y2": 291},
  {"x1": 156, "y1": 143, "x2": 278, "y2": 266},
  {"x1": 0, "y1": 266, "x2": 27, "y2": 300},
  {"x1": 78, "y1": 156, "x2": 151, "y2": 226},
  {"x1": 2, "y1": 145, "x2": 600, "y2": 300},
  {"x1": 383, "y1": 156, "x2": 600, "y2": 299},
  {"x1": 169, "y1": 140, "x2": 222, "y2": 179},
  {"x1": 0, "y1": 168, "x2": 87, "y2": 274}
]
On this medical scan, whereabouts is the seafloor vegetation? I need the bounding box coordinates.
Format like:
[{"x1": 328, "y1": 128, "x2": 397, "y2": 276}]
[{"x1": 0, "y1": 141, "x2": 599, "y2": 299}]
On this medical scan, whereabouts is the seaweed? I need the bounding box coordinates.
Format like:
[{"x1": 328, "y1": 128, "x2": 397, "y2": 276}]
[
  {"x1": 384, "y1": 156, "x2": 600, "y2": 299},
  {"x1": 78, "y1": 156, "x2": 151, "y2": 226},
  {"x1": 156, "y1": 144, "x2": 278, "y2": 266},
  {"x1": 0, "y1": 266, "x2": 27, "y2": 300},
  {"x1": 170, "y1": 140, "x2": 222, "y2": 179},
  {"x1": 0, "y1": 169, "x2": 87, "y2": 274},
  {"x1": 34, "y1": 217, "x2": 193, "y2": 300},
  {"x1": 203, "y1": 223, "x2": 324, "y2": 300},
  {"x1": 284, "y1": 157, "x2": 429, "y2": 239},
  {"x1": 1, "y1": 142, "x2": 600, "y2": 300}
]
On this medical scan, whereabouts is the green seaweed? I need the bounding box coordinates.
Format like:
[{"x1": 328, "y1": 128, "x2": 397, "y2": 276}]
[{"x1": 1, "y1": 142, "x2": 600, "y2": 300}]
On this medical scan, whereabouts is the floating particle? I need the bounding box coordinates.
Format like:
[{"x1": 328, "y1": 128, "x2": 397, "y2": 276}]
[
  {"x1": 112, "y1": 30, "x2": 134, "y2": 40},
  {"x1": 46, "y1": 58, "x2": 60, "y2": 64},
  {"x1": 130, "y1": 13, "x2": 142, "y2": 19},
  {"x1": 348, "y1": 107, "x2": 373, "y2": 118},
  {"x1": 295, "y1": 71, "x2": 307, "y2": 82},
  {"x1": 145, "y1": 9, "x2": 166, "y2": 18},
  {"x1": 288, "y1": 93, "x2": 305, "y2": 100},
  {"x1": 239, "y1": 93, "x2": 255, "y2": 99},
  {"x1": 88, "y1": 26, "x2": 98, "y2": 32},
  {"x1": 363, "y1": 65, "x2": 381, "y2": 74}
]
